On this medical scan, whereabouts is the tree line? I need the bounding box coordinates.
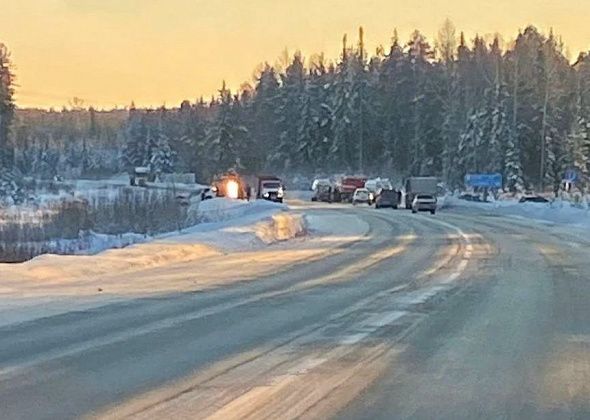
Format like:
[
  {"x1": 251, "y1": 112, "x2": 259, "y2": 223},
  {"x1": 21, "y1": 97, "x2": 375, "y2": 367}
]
[{"x1": 2, "y1": 21, "x2": 590, "y2": 195}]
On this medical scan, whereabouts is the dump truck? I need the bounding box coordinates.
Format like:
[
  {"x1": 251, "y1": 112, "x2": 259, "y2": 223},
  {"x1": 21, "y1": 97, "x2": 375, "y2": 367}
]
[
  {"x1": 334, "y1": 176, "x2": 367, "y2": 203},
  {"x1": 404, "y1": 177, "x2": 438, "y2": 209}
]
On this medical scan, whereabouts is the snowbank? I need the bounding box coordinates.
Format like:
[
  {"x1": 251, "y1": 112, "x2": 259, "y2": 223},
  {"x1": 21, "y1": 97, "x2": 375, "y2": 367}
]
[
  {"x1": 192, "y1": 197, "x2": 286, "y2": 223},
  {"x1": 0, "y1": 198, "x2": 304, "y2": 283},
  {"x1": 446, "y1": 195, "x2": 590, "y2": 227}
]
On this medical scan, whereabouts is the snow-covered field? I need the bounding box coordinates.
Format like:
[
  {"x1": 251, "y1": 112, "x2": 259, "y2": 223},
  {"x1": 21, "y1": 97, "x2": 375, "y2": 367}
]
[{"x1": 0, "y1": 182, "x2": 204, "y2": 262}]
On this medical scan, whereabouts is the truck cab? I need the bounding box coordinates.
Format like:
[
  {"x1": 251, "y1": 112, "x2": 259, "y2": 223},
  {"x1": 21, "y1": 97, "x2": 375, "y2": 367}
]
[{"x1": 257, "y1": 176, "x2": 284, "y2": 203}]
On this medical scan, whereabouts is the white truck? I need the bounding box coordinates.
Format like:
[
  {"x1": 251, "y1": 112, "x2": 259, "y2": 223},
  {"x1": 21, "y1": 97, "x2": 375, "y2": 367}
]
[
  {"x1": 256, "y1": 175, "x2": 284, "y2": 203},
  {"x1": 365, "y1": 178, "x2": 393, "y2": 195},
  {"x1": 404, "y1": 177, "x2": 438, "y2": 209}
]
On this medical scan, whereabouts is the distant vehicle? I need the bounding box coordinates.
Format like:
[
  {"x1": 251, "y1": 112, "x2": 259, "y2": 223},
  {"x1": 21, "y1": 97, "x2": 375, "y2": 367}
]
[
  {"x1": 201, "y1": 187, "x2": 214, "y2": 201},
  {"x1": 405, "y1": 177, "x2": 438, "y2": 209},
  {"x1": 335, "y1": 176, "x2": 367, "y2": 202},
  {"x1": 311, "y1": 178, "x2": 332, "y2": 192},
  {"x1": 519, "y1": 195, "x2": 550, "y2": 203},
  {"x1": 256, "y1": 175, "x2": 284, "y2": 203},
  {"x1": 412, "y1": 194, "x2": 437, "y2": 214},
  {"x1": 459, "y1": 193, "x2": 486, "y2": 202},
  {"x1": 365, "y1": 178, "x2": 393, "y2": 195},
  {"x1": 130, "y1": 167, "x2": 153, "y2": 187},
  {"x1": 375, "y1": 189, "x2": 401, "y2": 209},
  {"x1": 311, "y1": 181, "x2": 334, "y2": 202},
  {"x1": 212, "y1": 172, "x2": 248, "y2": 199},
  {"x1": 352, "y1": 188, "x2": 371, "y2": 205}
]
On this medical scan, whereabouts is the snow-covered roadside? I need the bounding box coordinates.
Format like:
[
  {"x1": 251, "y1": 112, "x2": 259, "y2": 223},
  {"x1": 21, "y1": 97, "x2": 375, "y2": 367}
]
[
  {"x1": 0, "y1": 200, "x2": 369, "y2": 327},
  {"x1": 446, "y1": 195, "x2": 590, "y2": 228},
  {"x1": 1, "y1": 199, "x2": 302, "y2": 283}
]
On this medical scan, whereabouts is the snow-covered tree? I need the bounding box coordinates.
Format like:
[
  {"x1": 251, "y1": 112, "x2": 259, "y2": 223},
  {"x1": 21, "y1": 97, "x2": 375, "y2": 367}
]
[
  {"x1": 123, "y1": 104, "x2": 147, "y2": 171},
  {"x1": 0, "y1": 43, "x2": 15, "y2": 181},
  {"x1": 206, "y1": 82, "x2": 241, "y2": 173}
]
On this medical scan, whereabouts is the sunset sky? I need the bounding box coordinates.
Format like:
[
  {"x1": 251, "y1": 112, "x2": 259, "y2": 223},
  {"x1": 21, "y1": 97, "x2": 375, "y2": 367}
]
[{"x1": 2, "y1": 0, "x2": 589, "y2": 109}]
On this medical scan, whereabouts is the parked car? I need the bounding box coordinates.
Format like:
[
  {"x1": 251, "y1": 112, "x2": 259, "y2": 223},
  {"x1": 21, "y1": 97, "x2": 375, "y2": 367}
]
[
  {"x1": 412, "y1": 194, "x2": 437, "y2": 214},
  {"x1": 519, "y1": 195, "x2": 549, "y2": 203},
  {"x1": 458, "y1": 193, "x2": 484, "y2": 202},
  {"x1": 375, "y1": 189, "x2": 401, "y2": 209},
  {"x1": 201, "y1": 187, "x2": 215, "y2": 201},
  {"x1": 352, "y1": 188, "x2": 372, "y2": 205}
]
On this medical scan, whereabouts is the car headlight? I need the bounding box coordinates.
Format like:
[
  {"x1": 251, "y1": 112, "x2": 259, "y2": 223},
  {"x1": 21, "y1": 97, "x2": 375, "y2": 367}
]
[
  {"x1": 369, "y1": 193, "x2": 374, "y2": 201},
  {"x1": 264, "y1": 192, "x2": 269, "y2": 198},
  {"x1": 277, "y1": 187, "x2": 284, "y2": 198}
]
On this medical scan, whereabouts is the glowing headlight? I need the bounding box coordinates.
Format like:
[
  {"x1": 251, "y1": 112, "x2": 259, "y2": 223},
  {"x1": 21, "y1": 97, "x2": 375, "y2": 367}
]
[
  {"x1": 369, "y1": 193, "x2": 374, "y2": 201},
  {"x1": 277, "y1": 187, "x2": 284, "y2": 198},
  {"x1": 264, "y1": 192, "x2": 270, "y2": 198},
  {"x1": 226, "y1": 180, "x2": 239, "y2": 199}
]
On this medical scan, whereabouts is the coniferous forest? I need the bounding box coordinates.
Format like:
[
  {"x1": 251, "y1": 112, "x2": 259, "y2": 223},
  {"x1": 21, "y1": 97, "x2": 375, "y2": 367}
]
[{"x1": 2, "y1": 22, "x2": 590, "y2": 194}]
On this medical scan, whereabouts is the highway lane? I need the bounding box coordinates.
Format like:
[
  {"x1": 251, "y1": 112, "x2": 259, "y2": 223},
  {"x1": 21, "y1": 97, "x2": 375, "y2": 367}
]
[
  {"x1": 341, "y1": 210, "x2": 590, "y2": 419},
  {"x1": 0, "y1": 206, "x2": 469, "y2": 419}
]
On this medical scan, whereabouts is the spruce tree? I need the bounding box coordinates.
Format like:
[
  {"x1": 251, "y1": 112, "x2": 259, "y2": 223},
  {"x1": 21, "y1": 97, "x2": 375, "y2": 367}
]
[{"x1": 0, "y1": 43, "x2": 15, "y2": 175}]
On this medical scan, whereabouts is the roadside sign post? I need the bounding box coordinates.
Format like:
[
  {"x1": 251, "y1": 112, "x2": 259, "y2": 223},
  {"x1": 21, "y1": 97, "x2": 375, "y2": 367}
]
[{"x1": 562, "y1": 169, "x2": 578, "y2": 193}]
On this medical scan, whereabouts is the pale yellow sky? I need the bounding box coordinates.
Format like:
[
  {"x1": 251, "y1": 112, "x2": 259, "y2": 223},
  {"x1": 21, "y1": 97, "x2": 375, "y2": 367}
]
[{"x1": 1, "y1": 0, "x2": 589, "y2": 109}]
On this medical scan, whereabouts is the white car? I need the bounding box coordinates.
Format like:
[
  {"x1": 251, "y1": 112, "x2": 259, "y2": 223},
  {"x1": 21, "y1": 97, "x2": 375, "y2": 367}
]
[
  {"x1": 352, "y1": 188, "x2": 372, "y2": 205},
  {"x1": 412, "y1": 194, "x2": 437, "y2": 214}
]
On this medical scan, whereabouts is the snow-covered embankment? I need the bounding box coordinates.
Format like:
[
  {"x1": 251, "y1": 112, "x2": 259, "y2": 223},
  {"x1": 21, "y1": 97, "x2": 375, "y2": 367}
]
[{"x1": 0, "y1": 198, "x2": 307, "y2": 326}]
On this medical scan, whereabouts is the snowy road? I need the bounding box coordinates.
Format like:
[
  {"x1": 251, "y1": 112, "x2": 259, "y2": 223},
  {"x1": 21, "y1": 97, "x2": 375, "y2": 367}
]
[{"x1": 1, "y1": 203, "x2": 590, "y2": 419}]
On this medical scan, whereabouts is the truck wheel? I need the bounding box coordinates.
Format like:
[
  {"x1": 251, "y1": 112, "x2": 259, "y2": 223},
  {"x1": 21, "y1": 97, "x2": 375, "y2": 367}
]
[
  {"x1": 431, "y1": 209, "x2": 436, "y2": 215},
  {"x1": 412, "y1": 209, "x2": 417, "y2": 214},
  {"x1": 393, "y1": 205, "x2": 398, "y2": 209}
]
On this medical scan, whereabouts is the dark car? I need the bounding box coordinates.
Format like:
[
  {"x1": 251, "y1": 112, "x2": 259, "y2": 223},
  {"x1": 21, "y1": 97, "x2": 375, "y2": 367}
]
[
  {"x1": 459, "y1": 193, "x2": 485, "y2": 202},
  {"x1": 375, "y1": 189, "x2": 400, "y2": 209},
  {"x1": 519, "y1": 195, "x2": 549, "y2": 203}
]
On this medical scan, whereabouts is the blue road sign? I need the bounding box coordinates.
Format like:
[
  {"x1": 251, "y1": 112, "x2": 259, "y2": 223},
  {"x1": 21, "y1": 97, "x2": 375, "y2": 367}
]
[
  {"x1": 563, "y1": 169, "x2": 578, "y2": 183},
  {"x1": 464, "y1": 173, "x2": 503, "y2": 188}
]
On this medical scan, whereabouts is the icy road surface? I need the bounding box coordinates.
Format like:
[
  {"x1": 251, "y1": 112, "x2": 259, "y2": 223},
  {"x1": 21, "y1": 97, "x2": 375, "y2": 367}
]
[{"x1": 1, "y1": 201, "x2": 590, "y2": 419}]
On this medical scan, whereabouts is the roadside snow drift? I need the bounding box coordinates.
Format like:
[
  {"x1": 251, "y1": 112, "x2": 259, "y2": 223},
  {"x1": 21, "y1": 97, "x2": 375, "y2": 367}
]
[
  {"x1": 0, "y1": 198, "x2": 304, "y2": 284},
  {"x1": 447, "y1": 195, "x2": 590, "y2": 227}
]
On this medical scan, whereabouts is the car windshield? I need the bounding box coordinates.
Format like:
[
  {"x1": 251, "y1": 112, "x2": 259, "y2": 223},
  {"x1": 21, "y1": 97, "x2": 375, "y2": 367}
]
[
  {"x1": 4, "y1": 3, "x2": 590, "y2": 420},
  {"x1": 262, "y1": 182, "x2": 281, "y2": 189}
]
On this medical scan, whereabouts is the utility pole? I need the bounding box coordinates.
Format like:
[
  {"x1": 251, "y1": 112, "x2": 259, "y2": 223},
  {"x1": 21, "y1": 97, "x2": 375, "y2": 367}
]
[{"x1": 358, "y1": 27, "x2": 364, "y2": 174}]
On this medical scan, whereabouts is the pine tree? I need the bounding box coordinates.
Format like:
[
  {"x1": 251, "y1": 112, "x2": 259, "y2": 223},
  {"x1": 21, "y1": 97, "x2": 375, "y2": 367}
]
[
  {"x1": 250, "y1": 65, "x2": 281, "y2": 172},
  {"x1": 0, "y1": 43, "x2": 15, "y2": 180},
  {"x1": 329, "y1": 33, "x2": 359, "y2": 171},
  {"x1": 123, "y1": 103, "x2": 147, "y2": 171},
  {"x1": 150, "y1": 133, "x2": 174, "y2": 175},
  {"x1": 206, "y1": 82, "x2": 240, "y2": 174},
  {"x1": 504, "y1": 128, "x2": 525, "y2": 192},
  {"x1": 274, "y1": 52, "x2": 306, "y2": 171}
]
